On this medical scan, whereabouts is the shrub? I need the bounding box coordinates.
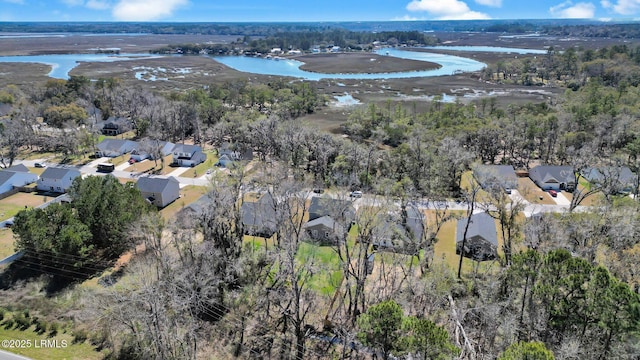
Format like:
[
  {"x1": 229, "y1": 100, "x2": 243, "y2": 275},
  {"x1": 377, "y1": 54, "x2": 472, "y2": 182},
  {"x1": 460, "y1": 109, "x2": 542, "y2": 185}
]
[
  {"x1": 49, "y1": 322, "x2": 59, "y2": 337},
  {"x1": 13, "y1": 313, "x2": 30, "y2": 331},
  {"x1": 73, "y1": 329, "x2": 89, "y2": 344},
  {"x1": 34, "y1": 319, "x2": 48, "y2": 335},
  {"x1": 2, "y1": 319, "x2": 14, "y2": 330}
]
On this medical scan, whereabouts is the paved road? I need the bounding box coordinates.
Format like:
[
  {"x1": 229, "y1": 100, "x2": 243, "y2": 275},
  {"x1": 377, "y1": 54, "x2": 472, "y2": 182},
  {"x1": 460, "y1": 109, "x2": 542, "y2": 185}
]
[{"x1": 0, "y1": 350, "x2": 31, "y2": 360}]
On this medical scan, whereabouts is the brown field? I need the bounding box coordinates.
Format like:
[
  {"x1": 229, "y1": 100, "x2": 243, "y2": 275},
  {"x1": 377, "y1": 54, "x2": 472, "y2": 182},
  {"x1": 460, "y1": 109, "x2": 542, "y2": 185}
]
[
  {"x1": 0, "y1": 228, "x2": 15, "y2": 259},
  {"x1": 297, "y1": 52, "x2": 439, "y2": 74}
]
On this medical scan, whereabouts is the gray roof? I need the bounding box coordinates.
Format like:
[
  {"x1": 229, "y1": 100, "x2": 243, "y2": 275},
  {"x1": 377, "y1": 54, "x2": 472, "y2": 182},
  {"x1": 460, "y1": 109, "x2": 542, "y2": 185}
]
[
  {"x1": 173, "y1": 144, "x2": 202, "y2": 154},
  {"x1": 529, "y1": 165, "x2": 574, "y2": 185},
  {"x1": 96, "y1": 139, "x2": 137, "y2": 153},
  {"x1": 304, "y1": 215, "x2": 341, "y2": 230},
  {"x1": 241, "y1": 193, "x2": 277, "y2": 234},
  {"x1": 456, "y1": 212, "x2": 498, "y2": 246},
  {"x1": 40, "y1": 167, "x2": 81, "y2": 180},
  {"x1": 309, "y1": 197, "x2": 355, "y2": 221},
  {"x1": 136, "y1": 176, "x2": 179, "y2": 193},
  {"x1": 6, "y1": 164, "x2": 29, "y2": 173},
  {"x1": 474, "y1": 164, "x2": 518, "y2": 189},
  {"x1": 0, "y1": 171, "x2": 16, "y2": 186},
  {"x1": 582, "y1": 167, "x2": 636, "y2": 184}
]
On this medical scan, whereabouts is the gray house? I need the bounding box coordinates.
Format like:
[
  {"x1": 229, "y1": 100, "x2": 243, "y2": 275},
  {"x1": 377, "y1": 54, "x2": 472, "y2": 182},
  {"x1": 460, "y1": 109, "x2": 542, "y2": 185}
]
[
  {"x1": 217, "y1": 142, "x2": 253, "y2": 168},
  {"x1": 130, "y1": 139, "x2": 175, "y2": 162},
  {"x1": 308, "y1": 197, "x2": 355, "y2": 223},
  {"x1": 136, "y1": 176, "x2": 180, "y2": 208},
  {"x1": 171, "y1": 144, "x2": 207, "y2": 167},
  {"x1": 37, "y1": 167, "x2": 81, "y2": 193},
  {"x1": 303, "y1": 215, "x2": 344, "y2": 245},
  {"x1": 0, "y1": 168, "x2": 38, "y2": 195},
  {"x1": 101, "y1": 117, "x2": 130, "y2": 136},
  {"x1": 95, "y1": 139, "x2": 137, "y2": 158},
  {"x1": 456, "y1": 212, "x2": 498, "y2": 261},
  {"x1": 529, "y1": 165, "x2": 575, "y2": 192},
  {"x1": 374, "y1": 205, "x2": 424, "y2": 254},
  {"x1": 581, "y1": 167, "x2": 637, "y2": 194},
  {"x1": 474, "y1": 164, "x2": 518, "y2": 192},
  {"x1": 241, "y1": 193, "x2": 277, "y2": 238}
]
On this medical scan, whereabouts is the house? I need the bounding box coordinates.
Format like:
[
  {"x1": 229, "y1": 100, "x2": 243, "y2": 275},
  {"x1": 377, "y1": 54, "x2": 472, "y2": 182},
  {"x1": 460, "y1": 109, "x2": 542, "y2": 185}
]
[
  {"x1": 241, "y1": 193, "x2": 277, "y2": 238},
  {"x1": 7, "y1": 164, "x2": 30, "y2": 173},
  {"x1": 101, "y1": 117, "x2": 130, "y2": 136},
  {"x1": 582, "y1": 167, "x2": 637, "y2": 194},
  {"x1": 529, "y1": 165, "x2": 575, "y2": 192},
  {"x1": 309, "y1": 196, "x2": 355, "y2": 223},
  {"x1": 136, "y1": 176, "x2": 180, "y2": 208},
  {"x1": 0, "y1": 168, "x2": 38, "y2": 195},
  {"x1": 217, "y1": 143, "x2": 253, "y2": 168},
  {"x1": 303, "y1": 215, "x2": 344, "y2": 245},
  {"x1": 130, "y1": 139, "x2": 175, "y2": 162},
  {"x1": 171, "y1": 144, "x2": 207, "y2": 167},
  {"x1": 37, "y1": 167, "x2": 81, "y2": 193},
  {"x1": 456, "y1": 212, "x2": 498, "y2": 261},
  {"x1": 474, "y1": 164, "x2": 518, "y2": 192},
  {"x1": 374, "y1": 205, "x2": 424, "y2": 254},
  {"x1": 95, "y1": 139, "x2": 137, "y2": 158}
]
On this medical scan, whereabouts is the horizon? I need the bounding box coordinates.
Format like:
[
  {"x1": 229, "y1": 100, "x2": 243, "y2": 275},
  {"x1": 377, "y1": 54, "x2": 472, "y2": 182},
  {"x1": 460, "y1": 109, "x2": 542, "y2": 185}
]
[{"x1": 2, "y1": 0, "x2": 640, "y2": 23}]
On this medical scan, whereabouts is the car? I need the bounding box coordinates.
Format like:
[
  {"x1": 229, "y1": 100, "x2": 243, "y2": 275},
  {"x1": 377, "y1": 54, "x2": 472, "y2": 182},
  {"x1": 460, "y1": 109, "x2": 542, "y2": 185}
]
[
  {"x1": 128, "y1": 158, "x2": 137, "y2": 164},
  {"x1": 504, "y1": 187, "x2": 512, "y2": 195},
  {"x1": 313, "y1": 188, "x2": 324, "y2": 194},
  {"x1": 206, "y1": 169, "x2": 212, "y2": 175},
  {"x1": 549, "y1": 189, "x2": 558, "y2": 197},
  {"x1": 349, "y1": 191, "x2": 363, "y2": 198},
  {"x1": 34, "y1": 162, "x2": 44, "y2": 168}
]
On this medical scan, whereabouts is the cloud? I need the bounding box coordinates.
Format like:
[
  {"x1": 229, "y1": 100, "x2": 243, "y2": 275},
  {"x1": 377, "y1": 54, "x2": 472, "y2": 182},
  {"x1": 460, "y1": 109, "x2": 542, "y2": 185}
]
[
  {"x1": 549, "y1": 1, "x2": 596, "y2": 18},
  {"x1": 406, "y1": 0, "x2": 491, "y2": 19},
  {"x1": 393, "y1": 15, "x2": 425, "y2": 21},
  {"x1": 112, "y1": 0, "x2": 189, "y2": 21},
  {"x1": 87, "y1": 0, "x2": 110, "y2": 10},
  {"x1": 474, "y1": 0, "x2": 502, "y2": 6},
  {"x1": 601, "y1": 0, "x2": 640, "y2": 15}
]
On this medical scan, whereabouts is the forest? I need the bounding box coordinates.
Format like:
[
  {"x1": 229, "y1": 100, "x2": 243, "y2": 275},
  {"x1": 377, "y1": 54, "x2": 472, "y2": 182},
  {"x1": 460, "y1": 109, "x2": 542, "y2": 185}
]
[{"x1": 1, "y1": 36, "x2": 640, "y2": 360}]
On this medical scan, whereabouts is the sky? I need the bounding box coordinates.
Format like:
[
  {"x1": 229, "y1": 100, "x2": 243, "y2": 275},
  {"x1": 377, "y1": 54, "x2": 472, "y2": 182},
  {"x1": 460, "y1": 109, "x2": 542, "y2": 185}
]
[{"x1": 1, "y1": 0, "x2": 640, "y2": 22}]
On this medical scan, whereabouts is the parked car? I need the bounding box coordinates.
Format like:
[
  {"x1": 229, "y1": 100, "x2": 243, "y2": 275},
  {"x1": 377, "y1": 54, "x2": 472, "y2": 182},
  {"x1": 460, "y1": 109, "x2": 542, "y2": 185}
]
[
  {"x1": 504, "y1": 187, "x2": 512, "y2": 194},
  {"x1": 349, "y1": 190, "x2": 363, "y2": 198},
  {"x1": 313, "y1": 188, "x2": 324, "y2": 194},
  {"x1": 549, "y1": 189, "x2": 558, "y2": 197},
  {"x1": 34, "y1": 162, "x2": 44, "y2": 168}
]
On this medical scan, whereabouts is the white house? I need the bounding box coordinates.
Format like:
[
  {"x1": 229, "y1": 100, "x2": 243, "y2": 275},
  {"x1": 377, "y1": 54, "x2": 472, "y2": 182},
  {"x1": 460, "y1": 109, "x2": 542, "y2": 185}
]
[
  {"x1": 136, "y1": 176, "x2": 180, "y2": 208},
  {"x1": 171, "y1": 144, "x2": 206, "y2": 167},
  {"x1": 37, "y1": 167, "x2": 81, "y2": 193},
  {"x1": 0, "y1": 168, "x2": 38, "y2": 195}
]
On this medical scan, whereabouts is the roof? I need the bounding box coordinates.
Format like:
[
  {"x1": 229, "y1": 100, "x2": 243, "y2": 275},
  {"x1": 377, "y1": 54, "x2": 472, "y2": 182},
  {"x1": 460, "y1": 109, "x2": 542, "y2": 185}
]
[
  {"x1": 309, "y1": 197, "x2": 355, "y2": 221},
  {"x1": 40, "y1": 167, "x2": 81, "y2": 180},
  {"x1": 241, "y1": 193, "x2": 277, "y2": 232},
  {"x1": 96, "y1": 139, "x2": 137, "y2": 153},
  {"x1": 529, "y1": 165, "x2": 574, "y2": 184},
  {"x1": 0, "y1": 171, "x2": 16, "y2": 186},
  {"x1": 582, "y1": 166, "x2": 636, "y2": 184},
  {"x1": 474, "y1": 164, "x2": 518, "y2": 188},
  {"x1": 136, "y1": 176, "x2": 179, "y2": 194},
  {"x1": 304, "y1": 215, "x2": 341, "y2": 230},
  {"x1": 173, "y1": 144, "x2": 202, "y2": 154},
  {"x1": 456, "y1": 212, "x2": 498, "y2": 246},
  {"x1": 6, "y1": 164, "x2": 29, "y2": 173}
]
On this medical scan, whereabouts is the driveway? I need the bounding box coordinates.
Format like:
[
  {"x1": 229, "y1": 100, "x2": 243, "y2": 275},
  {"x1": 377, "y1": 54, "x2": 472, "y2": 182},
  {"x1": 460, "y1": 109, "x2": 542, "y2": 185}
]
[{"x1": 553, "y1": 192, "x2": 571, "y2": 206}]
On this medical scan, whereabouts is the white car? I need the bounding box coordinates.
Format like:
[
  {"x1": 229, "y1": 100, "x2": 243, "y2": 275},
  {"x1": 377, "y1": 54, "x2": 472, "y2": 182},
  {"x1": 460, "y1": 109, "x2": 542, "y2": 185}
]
[{"x1": 349, "y1": 191, "x2": 363, "y2": 198}]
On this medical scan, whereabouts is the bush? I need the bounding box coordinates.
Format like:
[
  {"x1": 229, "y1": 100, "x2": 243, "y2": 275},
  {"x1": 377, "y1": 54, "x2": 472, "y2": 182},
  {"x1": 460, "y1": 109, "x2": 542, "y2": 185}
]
[
  {"x1": 13, "y1": 313, "x2": 31, "y2": 331},
  {"x1": 0, "y1": 308, "x2": 5, "y2": 322},
  {"x1": 34, "y1": 319, "x2": 48, "y2": 335},
  {"x1": 2, "y1": 319, "x2": 14, "y2": 330},
  {"x1": 49, "y1": 322, "x2": 59, "y2": 337},
  {"x1": 73, "y1": 328, "x2": 89, "y2": 344}
]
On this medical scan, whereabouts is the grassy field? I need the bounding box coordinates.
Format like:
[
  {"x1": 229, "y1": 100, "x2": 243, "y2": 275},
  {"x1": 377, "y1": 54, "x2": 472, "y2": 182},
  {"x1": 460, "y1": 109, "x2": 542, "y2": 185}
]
[
  {"x1": 0, "y1": 322, "x2": 104, "y2": 360},
  {"x1": 0, "y1": 192, "x2": 50, "y2": 221},
  {"x1": 159, "y1": 185, "x2": 208, "y2": 220},
  {"x1": 0, "y1": 228, "x2": 15, "y2": 259}
]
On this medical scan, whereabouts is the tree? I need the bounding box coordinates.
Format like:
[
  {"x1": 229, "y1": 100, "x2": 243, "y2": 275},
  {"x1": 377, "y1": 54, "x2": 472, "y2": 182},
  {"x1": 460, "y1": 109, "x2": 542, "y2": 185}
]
[
  {"x1": 498, "y1": 341, "x2": 554, "y2": 360},
  {"x1": 401, "y1": 316, "x2": 460, "y2": 360},
  {"x1": 357, "y1": 300, "x2": 405, "y2": 360}
]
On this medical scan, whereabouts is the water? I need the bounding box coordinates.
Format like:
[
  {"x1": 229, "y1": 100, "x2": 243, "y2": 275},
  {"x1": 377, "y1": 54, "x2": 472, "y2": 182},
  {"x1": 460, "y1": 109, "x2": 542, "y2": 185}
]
[
  {"x1": 0, "y1": 53, "x2": 161, "y2": 79},
  {"x1": 0, "y1": 45, "x2": 549, "y2": 81},
  {"x1": 212, "y1": 48, "x2": 486, "y2": 80},
  {"x1": 426, "y1": 45, "x2": 548, "y2": 54}
]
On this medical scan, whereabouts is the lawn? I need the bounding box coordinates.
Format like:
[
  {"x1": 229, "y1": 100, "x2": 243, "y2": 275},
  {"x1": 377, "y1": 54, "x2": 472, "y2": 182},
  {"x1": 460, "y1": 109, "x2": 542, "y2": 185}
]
[
  {"x1": 0, "y1": 322, "x2": 104, "y2": 360},
  {"x1": 124, "y1": 158, "x2": 156, "y2": 173},
  {"x1": 0, "y1": 228, "x2": 15, "y2": 260},
  {"x1": 0, "y1": 192, "x2": 51, "y2": 221},
  {"x1": 159, "y1": 185, "x2": 208, "y2": 220},
  {"x1": 517, "y1": 177, "x2": 556, "y2": 205}
]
